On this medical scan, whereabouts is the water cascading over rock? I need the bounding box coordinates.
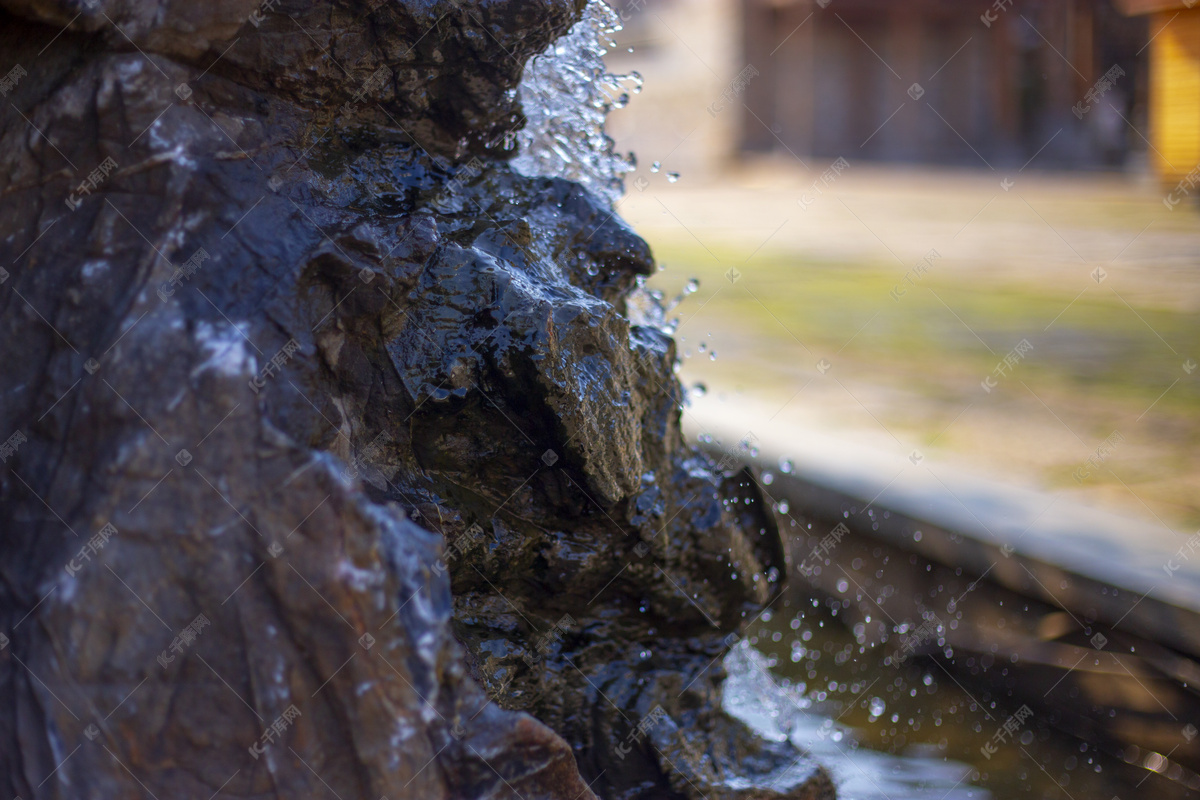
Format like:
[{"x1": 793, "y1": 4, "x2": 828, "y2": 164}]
[{"x1": 0, "y1": 0, "x2": 834, "y2": 797}]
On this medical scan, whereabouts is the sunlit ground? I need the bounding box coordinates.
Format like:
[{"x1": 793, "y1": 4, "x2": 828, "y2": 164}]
[{"x1": 621, "y1": 159, "x2": 1200, "y2": 531}]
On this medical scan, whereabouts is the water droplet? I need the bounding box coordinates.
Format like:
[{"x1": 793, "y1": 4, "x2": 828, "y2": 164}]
[
  {"x1": 650, "y1": 161, "x2": 661, "y2": 173},
  {"x1": 779, "y1": 457, "x2": 794, "y2": 474},
  {"x1": 762, "y1": 471, "x2": 774, "y2": 485},
  {"x1": 776, "y1": 500, "x2": 789, "y2": 514},
  {"x1": 666, "y1": 171, "x2": 680, "y2": 183},
  {"x1": 869, "y1": 697, "x2": 886, "y2": 718},
  {"x1": 690, "y1": 382, "x2": 707, "y2": 398},
  {"x1": 709, "y1": 351, "x2": 717, "y2": 361},
  {"x1": 686, "y1": 277, "x2": 700, "y2": 293}
]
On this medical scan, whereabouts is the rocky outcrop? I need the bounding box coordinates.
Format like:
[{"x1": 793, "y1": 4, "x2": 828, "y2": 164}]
[{"x1": 0, "y1": 0, "x2": 832, "y2": 797}]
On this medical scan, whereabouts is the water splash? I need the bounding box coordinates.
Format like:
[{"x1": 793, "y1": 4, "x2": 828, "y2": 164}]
[
  {"x1": 512, "y1": 0, "x2": 641, "y2": 206},
  {"x1": 722, "y1": 645, "x2": 984, "y2": 800},
  {"x1": 663, "y1": 277, "x2": 700, "y2": 313}
]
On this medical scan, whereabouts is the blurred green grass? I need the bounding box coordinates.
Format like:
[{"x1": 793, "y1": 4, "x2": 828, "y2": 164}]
[
  {"x1": 655, "y1": 241, "x2": 1198, "y2": 407},
  {"x1": 646, "y1": 238, "x2": 1200, "y2": 527}
]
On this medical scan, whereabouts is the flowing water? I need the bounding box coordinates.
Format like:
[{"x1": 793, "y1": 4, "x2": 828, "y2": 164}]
[{"x1": 512, "y1": 0, "x2": 640, "y2": 206}]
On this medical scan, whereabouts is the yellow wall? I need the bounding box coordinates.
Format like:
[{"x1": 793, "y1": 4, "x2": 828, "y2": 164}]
[{"x1": 1151, "y1": 9, "x2": 1200, "y2": 182}]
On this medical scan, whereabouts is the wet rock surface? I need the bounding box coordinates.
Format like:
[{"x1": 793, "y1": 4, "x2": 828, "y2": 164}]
[{"x1": 0, "y1": 1, "x2": 832, "y2": 797}]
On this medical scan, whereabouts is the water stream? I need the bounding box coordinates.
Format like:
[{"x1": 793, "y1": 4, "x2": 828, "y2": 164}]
[{"x1": 512, "y1": 0, "x2": 640, "y2": 206}]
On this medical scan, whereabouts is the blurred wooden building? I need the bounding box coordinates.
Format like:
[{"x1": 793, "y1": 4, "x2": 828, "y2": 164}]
[
  {"x1": 1115, "y1": 0, "x2": 1200, "y2": 183},
  {"x1": 739, "y1": 0, "x2": 1150, "y2": 169}
]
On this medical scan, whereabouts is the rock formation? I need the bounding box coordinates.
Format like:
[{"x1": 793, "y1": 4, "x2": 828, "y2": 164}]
[{"x1": 0, "y1": 0, "x2": 833, "y2": 797}]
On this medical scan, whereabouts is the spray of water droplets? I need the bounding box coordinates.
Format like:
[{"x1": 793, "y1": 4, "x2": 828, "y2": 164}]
[{"x1": 511, "y1": 0, "x2": 642, "y2": 207}]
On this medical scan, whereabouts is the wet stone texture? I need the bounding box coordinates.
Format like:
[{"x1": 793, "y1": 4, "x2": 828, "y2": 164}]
[{"x1": 0, "y1": 0, "x2": 834, "y2": 798}]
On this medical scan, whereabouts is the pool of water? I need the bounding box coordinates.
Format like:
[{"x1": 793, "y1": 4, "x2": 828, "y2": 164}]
[{"x1": 725, "y1": 593, "x2": 1198, "y2": 799}]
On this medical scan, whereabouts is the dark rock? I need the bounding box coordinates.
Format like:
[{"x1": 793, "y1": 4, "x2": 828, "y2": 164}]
[{"x1": 0, "y1": 0, "x2": 833, "y2": 797}]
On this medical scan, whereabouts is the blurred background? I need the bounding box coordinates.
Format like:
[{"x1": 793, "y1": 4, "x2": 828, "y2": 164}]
[{"x1": 604, "y1": 0, "x2": 1200, "y2": 533}]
